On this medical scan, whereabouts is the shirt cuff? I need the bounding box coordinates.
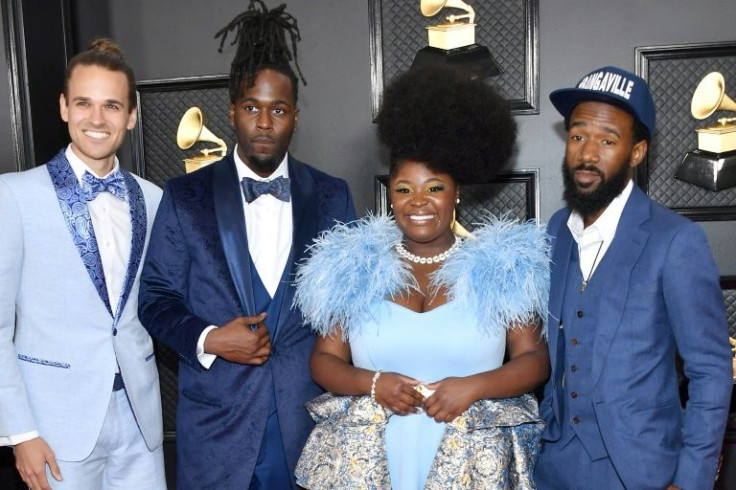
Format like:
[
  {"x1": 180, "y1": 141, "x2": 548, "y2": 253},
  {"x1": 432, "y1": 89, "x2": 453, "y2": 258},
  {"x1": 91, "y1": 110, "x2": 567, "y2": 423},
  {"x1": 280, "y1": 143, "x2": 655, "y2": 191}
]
[
  {"x1": 0, "y1": 430, "x2": 39, "y2": 446},
  {"x1": 197, "y1": 325, "x2": 219, "y2": 369}
]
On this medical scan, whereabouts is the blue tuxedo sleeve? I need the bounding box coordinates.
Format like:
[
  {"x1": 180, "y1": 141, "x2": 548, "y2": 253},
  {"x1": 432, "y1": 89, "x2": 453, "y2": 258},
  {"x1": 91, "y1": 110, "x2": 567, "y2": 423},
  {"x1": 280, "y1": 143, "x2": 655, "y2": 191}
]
[
  {"x1": 666, "y1": 222, "x2": 731, "y2": 489},
  {"x1": 138, "y1": 183, "x2": 209, "y2": 368}
]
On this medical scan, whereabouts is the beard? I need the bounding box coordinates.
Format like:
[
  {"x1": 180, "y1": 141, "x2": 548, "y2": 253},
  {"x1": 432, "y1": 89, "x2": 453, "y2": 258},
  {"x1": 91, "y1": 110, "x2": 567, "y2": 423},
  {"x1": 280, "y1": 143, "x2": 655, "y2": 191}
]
[
  {"x1": 562, "y1": 159, "x2": 630, "y2": 220},
  {"x1": 246, "y1": 153, "x2": 281, "y2": 174}
]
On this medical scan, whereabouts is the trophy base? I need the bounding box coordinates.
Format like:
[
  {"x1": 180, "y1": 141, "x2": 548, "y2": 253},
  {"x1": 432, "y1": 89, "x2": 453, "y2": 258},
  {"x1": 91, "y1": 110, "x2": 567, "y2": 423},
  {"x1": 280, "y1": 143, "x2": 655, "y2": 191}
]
[
  {"x1": 411, "y1": 45, "x2": 502, "y2": 80},
  {"x1": 184, "y1": 155, "x2": 222, "y2": 174},
  {"x1": 675, "y1": 149, "x2": 736, "y2": 191},
  {"x1": 427, "y1": 23, "x2": 475, "y2": 50}
]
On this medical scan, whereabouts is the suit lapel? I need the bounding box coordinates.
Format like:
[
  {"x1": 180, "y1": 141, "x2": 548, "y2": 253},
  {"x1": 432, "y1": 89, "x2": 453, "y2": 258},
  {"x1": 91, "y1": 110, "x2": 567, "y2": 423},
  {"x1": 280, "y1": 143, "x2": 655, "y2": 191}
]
[
  {"x1": 47, "y1": 152, "x2": 112, "y2": 316},
  {"x1": 213, "y1": 157, "x2": 256, "y2": 316},
  {"x1": 114, "y1": 171, "x2": 146, "y2": 323},
  {"x1": 272, "y1": 157, "x2": 319, "y2": 343},
  {"x1": 548, "y1": 214, "x2": 573, "y2": 383},
  {"x1": 590, "y1": 186, "x2": 650, "y2": 384}
]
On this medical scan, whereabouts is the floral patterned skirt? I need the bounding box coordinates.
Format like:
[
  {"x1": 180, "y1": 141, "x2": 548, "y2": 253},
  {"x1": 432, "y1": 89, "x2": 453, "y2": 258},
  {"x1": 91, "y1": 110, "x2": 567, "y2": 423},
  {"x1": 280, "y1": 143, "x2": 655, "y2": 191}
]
[{"x1": 296, "y1": 393, "x2": 544, "y2": 490}]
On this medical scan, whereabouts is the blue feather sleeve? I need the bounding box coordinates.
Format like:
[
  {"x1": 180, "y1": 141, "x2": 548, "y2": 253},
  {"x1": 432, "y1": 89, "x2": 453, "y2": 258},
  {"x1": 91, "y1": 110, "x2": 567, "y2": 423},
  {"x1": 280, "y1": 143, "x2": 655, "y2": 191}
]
[
  {"x1": 433, "y1": 217, "x2": 551, "y2": 337},
  {"x1": 293, "y1": 216, "x2": 414, "y2": 339}
]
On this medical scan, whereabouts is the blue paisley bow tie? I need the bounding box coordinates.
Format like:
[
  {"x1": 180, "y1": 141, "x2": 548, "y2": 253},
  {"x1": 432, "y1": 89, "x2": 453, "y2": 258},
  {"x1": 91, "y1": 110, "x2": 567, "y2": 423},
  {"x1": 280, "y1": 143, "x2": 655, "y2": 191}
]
[
  {"x1": 241, "y1": 176, "x2": 291, "y2": 203},
  {"x1": 81, "y1": 170, "x2": 127, "y2": 202}
]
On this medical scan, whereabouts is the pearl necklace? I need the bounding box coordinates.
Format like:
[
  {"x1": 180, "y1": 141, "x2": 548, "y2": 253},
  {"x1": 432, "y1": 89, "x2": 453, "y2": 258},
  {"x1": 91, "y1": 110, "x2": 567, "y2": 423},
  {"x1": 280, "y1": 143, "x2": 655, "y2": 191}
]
[{"x1": 395, "y1": 238, "x2": 462, "y2": 264}]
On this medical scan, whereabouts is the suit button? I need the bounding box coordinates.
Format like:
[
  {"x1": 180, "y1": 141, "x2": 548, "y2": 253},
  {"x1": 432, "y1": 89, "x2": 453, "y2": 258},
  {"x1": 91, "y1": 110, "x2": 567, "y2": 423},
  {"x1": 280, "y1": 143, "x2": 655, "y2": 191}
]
[
  {"x1": 571, "y1": 391, "x2": 578, "y2": 399},
  {"x1": 112, "y1": 328, "x2": 117, "y2": 336},
  {"x1": 577, "y1": 310, "x2": 583, "y2": 318},
  {"x1": 571, "y1": 338, "x2": 578, "y2": 346},
  {"x1": 572, "y1": 417, "x2": 580, "y2": 424},
  {"x1": 571, "y1": 365, "x2": 578, "y2": 372}
]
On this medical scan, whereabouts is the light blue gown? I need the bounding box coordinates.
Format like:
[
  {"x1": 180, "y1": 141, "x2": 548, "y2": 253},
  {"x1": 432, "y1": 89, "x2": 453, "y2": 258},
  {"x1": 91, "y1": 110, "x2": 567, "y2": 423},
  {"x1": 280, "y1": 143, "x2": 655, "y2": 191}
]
[{"x1": 350, "y1": 300, "x2": 506, "y2": 490}]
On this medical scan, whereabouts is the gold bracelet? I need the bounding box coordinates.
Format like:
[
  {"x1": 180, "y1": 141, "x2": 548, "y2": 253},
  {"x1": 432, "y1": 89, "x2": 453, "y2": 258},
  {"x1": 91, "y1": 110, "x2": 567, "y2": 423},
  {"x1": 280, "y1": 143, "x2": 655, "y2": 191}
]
[{"x1": 370, "y1": 370, "x2": 382, "y2": 402}]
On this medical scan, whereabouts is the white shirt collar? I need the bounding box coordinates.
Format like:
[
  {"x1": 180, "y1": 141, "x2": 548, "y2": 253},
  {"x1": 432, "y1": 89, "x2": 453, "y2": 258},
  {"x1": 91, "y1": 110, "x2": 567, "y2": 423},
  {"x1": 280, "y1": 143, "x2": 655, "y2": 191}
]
[
  {"x1": 567, "y1": 179, "x2": 634, "y2": 245},
  {"x1": 232, "y1": 145, "x2": 290, "y2": 182},
  {"x1": 65, "y1": 144, "x2": 121, "y2": 183}
]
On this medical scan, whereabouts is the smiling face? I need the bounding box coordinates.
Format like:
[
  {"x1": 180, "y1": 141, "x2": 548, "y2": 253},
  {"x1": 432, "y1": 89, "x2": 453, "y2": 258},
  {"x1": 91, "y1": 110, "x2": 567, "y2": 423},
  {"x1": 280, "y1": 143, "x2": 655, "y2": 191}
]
[
  {"x1": 230, "y1": 68, "x2": 299, "y2": 177},
  {"x1": 389, "y1": 159, "x2": 458, "y2": 255},
  {"x1": 60, "y1": 64, "x2": 137, "y2": 175},
  {"x1": 563, "y1": 101, "x2": 647, "y2": 226}
]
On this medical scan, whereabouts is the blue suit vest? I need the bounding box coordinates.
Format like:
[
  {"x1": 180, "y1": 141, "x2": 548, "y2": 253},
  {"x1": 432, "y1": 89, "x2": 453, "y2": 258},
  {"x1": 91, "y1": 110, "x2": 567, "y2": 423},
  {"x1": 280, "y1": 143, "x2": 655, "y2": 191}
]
[{"x1": 556, "y1": 245, "x2": 608, "y2": 461}]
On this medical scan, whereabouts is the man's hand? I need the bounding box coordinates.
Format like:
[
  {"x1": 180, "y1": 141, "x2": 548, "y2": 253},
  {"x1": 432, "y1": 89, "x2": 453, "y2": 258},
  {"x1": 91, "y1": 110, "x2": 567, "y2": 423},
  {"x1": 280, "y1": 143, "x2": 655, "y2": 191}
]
[
  {"x1": 14, "y1": 437, "x2": 61, "y2": 490},
  {"x1": 204, "y1": 313, "x2": 271, "y2": 365}
]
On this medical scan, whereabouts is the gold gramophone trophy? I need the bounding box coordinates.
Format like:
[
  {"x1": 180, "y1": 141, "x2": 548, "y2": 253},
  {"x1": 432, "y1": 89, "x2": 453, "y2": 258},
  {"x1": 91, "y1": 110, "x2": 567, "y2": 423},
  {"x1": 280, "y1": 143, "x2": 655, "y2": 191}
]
[
  {"x1": 675, "y1": 72, "x2": 736, "y2": 191},
  {"x1": 411, "y1": 0, "x2": 501, "y2": 79},
  {"x1": 176, "y1": 107, "x2": 227, "y2": 174}
]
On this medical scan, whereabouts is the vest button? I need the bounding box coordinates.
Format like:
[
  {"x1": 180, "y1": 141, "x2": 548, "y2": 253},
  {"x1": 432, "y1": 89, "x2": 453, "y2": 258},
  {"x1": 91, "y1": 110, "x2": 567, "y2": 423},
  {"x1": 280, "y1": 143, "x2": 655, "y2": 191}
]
[
  {"x1": 571, "y1": 365, "x2": 578, "y2": 372},
  {"x1": 571, "y1": 391, "x2": 578, "y2": 398},
  {"x1": 572, "y1": 417, "x2": 580, "y2": 424},
  {"x1": 112, "y1": 328, "x2": 117, "y2": 336},
  {"x1": 577, "y1": 310, "x2": 584, "y2": 318},
  {"x1": 571, "y1": 338, "x2": 579, "y2": 346}
]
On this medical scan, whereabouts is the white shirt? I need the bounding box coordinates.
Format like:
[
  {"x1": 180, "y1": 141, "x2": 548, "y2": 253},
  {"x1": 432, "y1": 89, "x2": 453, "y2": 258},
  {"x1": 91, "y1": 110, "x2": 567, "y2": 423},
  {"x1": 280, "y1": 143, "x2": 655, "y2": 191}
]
[
  {"x1": 566, "y1": 179, "x2": 634, "y2": 285},
  {"x1": 4, "y1": 145, "x2": 131, "y2": 446},
  {"x1": 197, "y1": 148, "x2": 293, "y2": 368}
]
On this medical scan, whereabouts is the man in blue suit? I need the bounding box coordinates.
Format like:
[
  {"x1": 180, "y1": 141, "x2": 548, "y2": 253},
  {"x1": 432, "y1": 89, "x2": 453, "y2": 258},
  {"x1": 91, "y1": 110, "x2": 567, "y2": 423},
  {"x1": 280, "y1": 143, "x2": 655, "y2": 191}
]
[
  {"x1": 138, "y1": 2, "x2": 356, "y2": 489},
  {"x1": 0, "y1": 40, "x2": 165, "y2": 489},
  {"x1": 534, "y1": 66, "x2": 732, "y2": 489}
]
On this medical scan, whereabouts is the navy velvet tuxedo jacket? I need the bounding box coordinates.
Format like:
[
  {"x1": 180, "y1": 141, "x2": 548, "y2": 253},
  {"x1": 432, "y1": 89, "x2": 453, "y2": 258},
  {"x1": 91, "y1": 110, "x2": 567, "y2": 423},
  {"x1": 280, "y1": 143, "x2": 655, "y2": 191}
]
[
  {"x1": 138, "y1": 155, "x2": 355, "y2": 489},
  {"x1": 539, "y1": 185, "x2": 731, "y2": 489}
]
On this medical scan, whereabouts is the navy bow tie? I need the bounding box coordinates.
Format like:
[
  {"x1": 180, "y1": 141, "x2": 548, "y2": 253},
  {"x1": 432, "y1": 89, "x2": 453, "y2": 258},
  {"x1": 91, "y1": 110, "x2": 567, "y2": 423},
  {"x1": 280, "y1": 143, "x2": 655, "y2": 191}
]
[
  {"x1": 241, "y1": 176, "x2": 291, "y2": 203},
  {"x1": 81, "y1": 170, "x2": 127, "y2": 202}
]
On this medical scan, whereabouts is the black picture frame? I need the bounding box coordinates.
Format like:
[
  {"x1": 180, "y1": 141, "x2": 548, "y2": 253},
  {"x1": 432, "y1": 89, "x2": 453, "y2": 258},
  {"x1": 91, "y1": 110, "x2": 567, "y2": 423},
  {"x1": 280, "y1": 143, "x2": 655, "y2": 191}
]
[
  {"x1": 635, "y1": 41, "x2": 736, "y2": 221},
  {"x1": 375, "y1": 169, "x2": 539, "y2": 226},
  {"x1": 723, "y1": 276, "x2": 736, "y2": 338},
  {"x1": 368, "y1": 0, "x2": 539, "y2": 118},
  {"x1": 130, "y1": 75, "x2": 232, "y2": 187}
]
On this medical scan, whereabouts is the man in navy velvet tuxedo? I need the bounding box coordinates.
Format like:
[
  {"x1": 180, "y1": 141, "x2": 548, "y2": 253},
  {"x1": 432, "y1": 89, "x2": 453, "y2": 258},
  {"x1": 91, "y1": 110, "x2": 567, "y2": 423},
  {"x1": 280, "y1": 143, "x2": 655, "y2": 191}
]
[
  {"x1": 138, "y1": 2, "x2": 356, "y2": 489},
  {"x1": 534, "y1": 66, "x2": 732, "y2": 489}
]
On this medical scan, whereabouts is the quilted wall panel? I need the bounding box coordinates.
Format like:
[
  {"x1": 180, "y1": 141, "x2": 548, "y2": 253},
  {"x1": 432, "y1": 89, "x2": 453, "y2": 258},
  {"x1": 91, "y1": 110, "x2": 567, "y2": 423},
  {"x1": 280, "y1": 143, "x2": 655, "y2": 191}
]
[{"x1": 371, "y1": 0, "x2": 538, "y2": 114}]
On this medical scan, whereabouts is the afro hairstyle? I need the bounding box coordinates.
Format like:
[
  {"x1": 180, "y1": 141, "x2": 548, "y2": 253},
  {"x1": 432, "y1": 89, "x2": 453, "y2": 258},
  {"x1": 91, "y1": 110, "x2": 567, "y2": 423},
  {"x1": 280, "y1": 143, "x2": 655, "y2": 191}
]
[{"x1": 376, "y1": 65, "x2": 517, "y2": 185}]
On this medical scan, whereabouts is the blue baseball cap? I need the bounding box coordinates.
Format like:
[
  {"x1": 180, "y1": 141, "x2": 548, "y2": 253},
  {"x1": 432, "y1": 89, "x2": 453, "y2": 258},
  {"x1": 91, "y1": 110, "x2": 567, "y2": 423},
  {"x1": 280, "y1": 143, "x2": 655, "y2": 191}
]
[{"x1": 549, "y1": 66, "x2": 655, "y2": 138}]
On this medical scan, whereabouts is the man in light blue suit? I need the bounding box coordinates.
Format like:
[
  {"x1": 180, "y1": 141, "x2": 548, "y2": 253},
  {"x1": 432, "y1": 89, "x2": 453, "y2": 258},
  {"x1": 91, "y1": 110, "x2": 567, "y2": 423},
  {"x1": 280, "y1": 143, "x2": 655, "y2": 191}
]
[
  {"x1": 0, "y1": 40, "x2": 165, "y2": 490},
  {"x1": 534, "y1": 66, "x2": 732, "y2": 490}
]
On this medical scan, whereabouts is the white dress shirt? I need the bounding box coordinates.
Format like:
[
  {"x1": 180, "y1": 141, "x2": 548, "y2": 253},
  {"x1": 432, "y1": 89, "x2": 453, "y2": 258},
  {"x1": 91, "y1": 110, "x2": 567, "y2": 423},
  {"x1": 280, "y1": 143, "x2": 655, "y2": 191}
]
[
  {"x1": 567, "y1": 179, "x2": 634, "y2": 284},
  {"x1": 197, "y1": 148, "x2": 293, "y2": 368},
  {"x1": 4, "y1": 145, "x2": 131, "y2": 446}
]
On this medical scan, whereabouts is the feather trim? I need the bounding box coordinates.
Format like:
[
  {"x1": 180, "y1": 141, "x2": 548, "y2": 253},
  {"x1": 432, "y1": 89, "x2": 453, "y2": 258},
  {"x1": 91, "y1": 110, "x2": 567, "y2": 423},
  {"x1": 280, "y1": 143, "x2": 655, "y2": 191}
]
[
  {"x1": 293, "y1": 215, "x2": 414, "y2": 339},
  {"x1": 432, "y1": 216, "x2": 551, "y2": 337},
  {"x1": 294, "y1": 215, "x2": 551, "y2": 339}
]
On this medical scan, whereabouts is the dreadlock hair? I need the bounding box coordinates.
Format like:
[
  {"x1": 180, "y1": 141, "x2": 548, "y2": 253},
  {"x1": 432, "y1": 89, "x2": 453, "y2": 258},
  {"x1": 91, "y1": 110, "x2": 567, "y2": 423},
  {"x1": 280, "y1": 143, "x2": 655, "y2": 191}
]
[
  {"x1": 215, "y1": 0, "x2": 306, "y2": 105},
  {"x1": 376, "y1": 65, "x2": 517, "y2": 185},
  {"x1": 63, "y1": 38, "x2": 137, "y2": 109}
]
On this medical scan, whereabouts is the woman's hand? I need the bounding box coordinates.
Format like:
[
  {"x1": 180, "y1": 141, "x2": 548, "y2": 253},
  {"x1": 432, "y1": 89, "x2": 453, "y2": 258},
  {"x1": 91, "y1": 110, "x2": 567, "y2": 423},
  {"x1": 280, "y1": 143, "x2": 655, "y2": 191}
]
[
  {"x1": 374, "y1": 372, "x2": 424, "y2": 415},
  {"x1": 423, "y1": 377, "x2": 478, "y2": 423}
]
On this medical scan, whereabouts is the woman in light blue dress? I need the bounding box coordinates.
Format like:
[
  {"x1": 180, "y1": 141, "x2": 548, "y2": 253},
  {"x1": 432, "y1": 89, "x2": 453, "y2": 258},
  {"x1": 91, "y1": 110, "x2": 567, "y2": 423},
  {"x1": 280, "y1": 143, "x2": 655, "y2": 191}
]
[{"x1": 294, "y1": 66, "x2": 551, "y2": 489}]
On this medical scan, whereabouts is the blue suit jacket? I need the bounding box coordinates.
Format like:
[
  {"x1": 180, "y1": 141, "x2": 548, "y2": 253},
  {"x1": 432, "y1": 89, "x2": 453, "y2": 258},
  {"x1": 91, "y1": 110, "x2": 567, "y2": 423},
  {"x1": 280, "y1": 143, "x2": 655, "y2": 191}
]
[
  {"x1": 539, "y1": 185, "x2": 731, "y2": 489},
  {"x1": 0, "y1": 152, "x2": 163, "y2": 461},
  {"x1": 138, "y1": 154, "x2": 356, "y2": 489}
]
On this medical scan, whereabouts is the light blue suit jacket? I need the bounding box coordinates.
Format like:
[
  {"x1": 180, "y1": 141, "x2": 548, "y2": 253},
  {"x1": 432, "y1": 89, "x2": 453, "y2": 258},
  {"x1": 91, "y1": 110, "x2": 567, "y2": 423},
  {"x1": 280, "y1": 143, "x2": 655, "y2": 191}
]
[
  {"x1": 0, "y1": 151, "x2": 164, "y2": 461},
  {"x1": 539, "y1": 185, "x2": 732, "y2": 489}
]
